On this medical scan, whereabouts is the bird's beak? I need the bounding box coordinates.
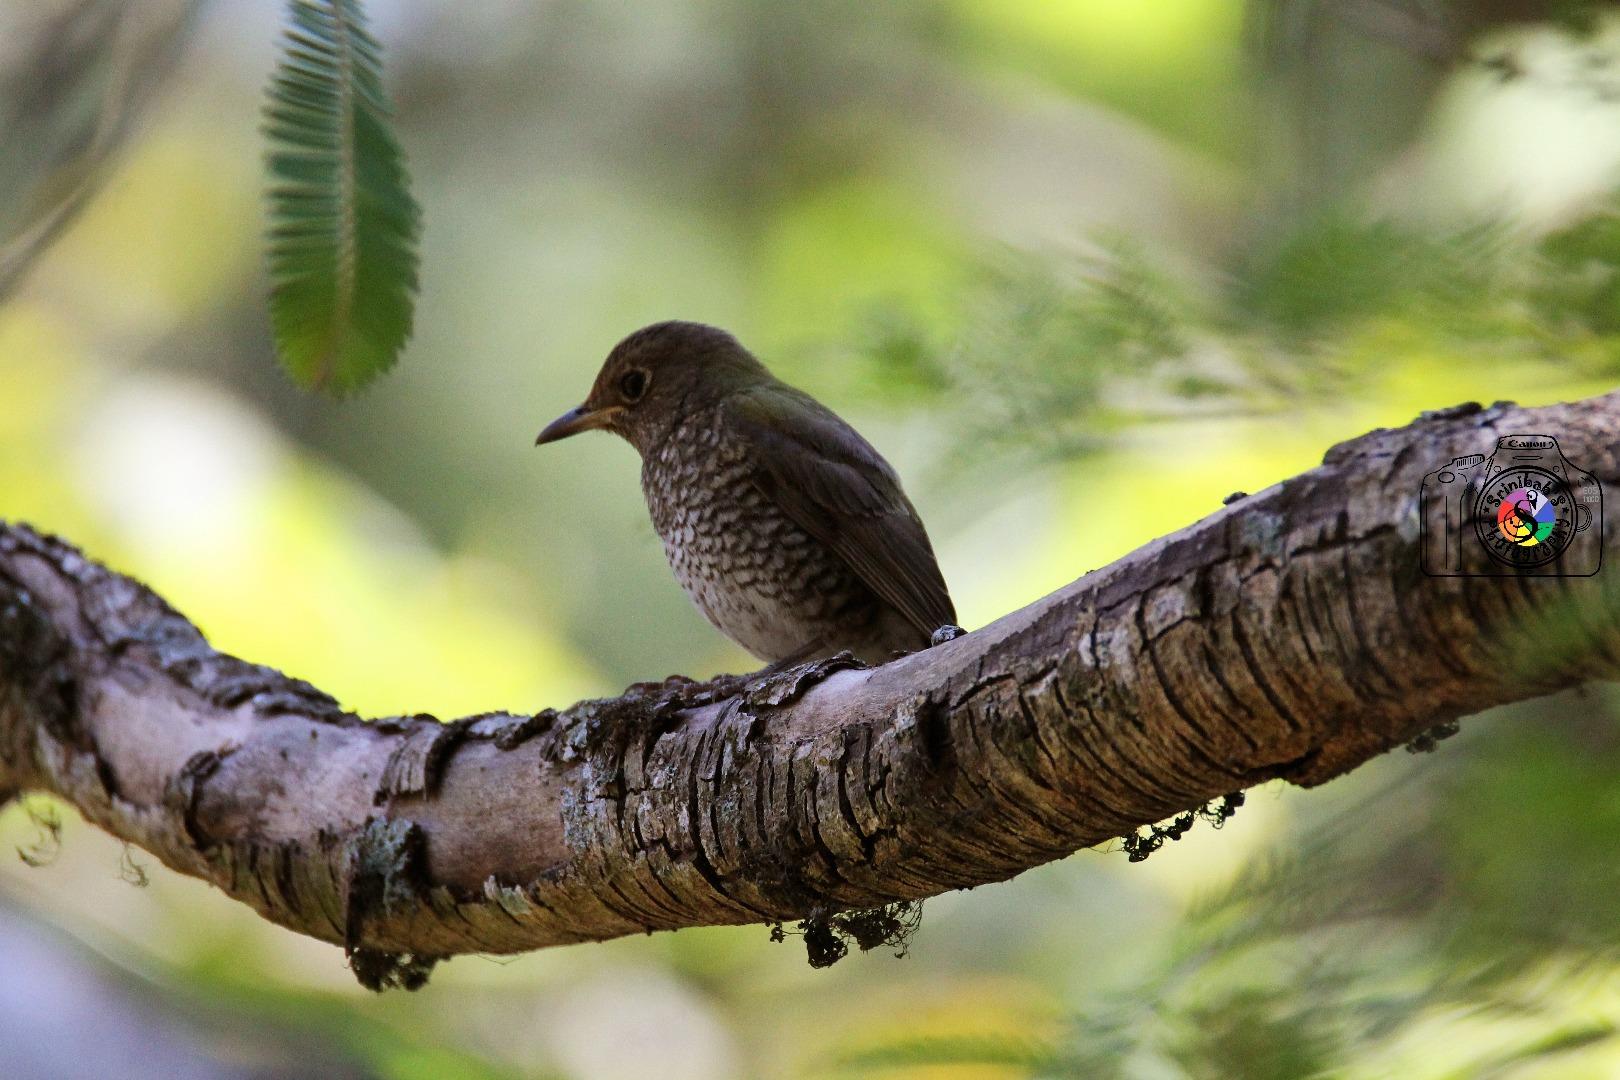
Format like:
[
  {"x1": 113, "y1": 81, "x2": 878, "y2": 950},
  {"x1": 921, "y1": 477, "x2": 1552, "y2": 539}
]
[{"x1": 535, "y1": 404, "x2": 621, "y2": 445}]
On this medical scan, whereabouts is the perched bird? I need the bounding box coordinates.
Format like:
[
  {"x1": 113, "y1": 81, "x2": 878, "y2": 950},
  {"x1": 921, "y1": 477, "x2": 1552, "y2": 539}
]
[{"x1": 536, "y1": 321, "x2": 955, "y2": 667}]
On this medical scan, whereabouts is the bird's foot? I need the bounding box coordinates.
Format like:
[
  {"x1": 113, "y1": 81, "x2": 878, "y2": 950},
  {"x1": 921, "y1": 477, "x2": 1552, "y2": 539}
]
[
  {"x1": 743, "y1": 650, "x2": 866, "y2": 709},
  {"x1": 929, "y1": 624, "x2": 966, "y2": 647},
  {"x1": 755, "y1": 653, "x2": 813, "y2": 678},
  {"x1": 613, "y1": 671, "x2": 753, "y2": 712}
]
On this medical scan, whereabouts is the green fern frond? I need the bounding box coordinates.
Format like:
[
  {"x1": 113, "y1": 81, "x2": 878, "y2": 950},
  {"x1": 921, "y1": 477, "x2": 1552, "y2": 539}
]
[{"x1": 263, "y1": 0, "x2": 419, "y2": 394}]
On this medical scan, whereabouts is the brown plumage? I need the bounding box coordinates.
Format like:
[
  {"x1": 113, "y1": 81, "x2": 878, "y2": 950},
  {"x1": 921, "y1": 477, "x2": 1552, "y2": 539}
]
[{"x1": 536, "y1": 321, "x2": 955, "y2": 666}]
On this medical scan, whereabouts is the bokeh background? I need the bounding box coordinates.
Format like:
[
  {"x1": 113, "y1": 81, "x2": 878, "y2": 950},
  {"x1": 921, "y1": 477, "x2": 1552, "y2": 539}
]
[{"x1": 4, "y1": 1, "x2": 1620, "y2": 1077}]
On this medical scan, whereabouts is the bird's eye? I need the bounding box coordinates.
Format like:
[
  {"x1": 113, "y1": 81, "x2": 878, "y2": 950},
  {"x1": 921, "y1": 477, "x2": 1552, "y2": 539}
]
[{"x1": 618, "y1": 369, "x2": 649, "y2": 402}]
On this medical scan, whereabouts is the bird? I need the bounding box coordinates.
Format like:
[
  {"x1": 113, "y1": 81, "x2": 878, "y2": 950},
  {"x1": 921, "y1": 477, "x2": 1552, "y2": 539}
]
[{"x1": 535, "y1": 320, "x2": 956, "y2": 667}]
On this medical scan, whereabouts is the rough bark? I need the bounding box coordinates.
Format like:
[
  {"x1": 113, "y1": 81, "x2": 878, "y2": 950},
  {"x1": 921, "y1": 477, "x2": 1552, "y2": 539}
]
[{"x1": 2, "y1": 393, "x2": 1618, "y2": 989}]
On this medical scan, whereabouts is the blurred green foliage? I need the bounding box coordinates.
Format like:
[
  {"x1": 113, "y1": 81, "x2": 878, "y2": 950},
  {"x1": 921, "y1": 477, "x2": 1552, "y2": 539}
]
[
  {"x1": 833, "y1": 698, "x2": 1620, "y2": 1077},
  {"x1": 1, "y1": 1, "x2": 1619, "y2": 1077}
]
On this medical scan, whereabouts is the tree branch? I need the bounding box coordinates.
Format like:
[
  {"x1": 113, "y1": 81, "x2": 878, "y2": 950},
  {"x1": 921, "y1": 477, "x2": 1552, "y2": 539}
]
[{"x1": 3, "y1": 392, "x2": 1618, "y2": 988}]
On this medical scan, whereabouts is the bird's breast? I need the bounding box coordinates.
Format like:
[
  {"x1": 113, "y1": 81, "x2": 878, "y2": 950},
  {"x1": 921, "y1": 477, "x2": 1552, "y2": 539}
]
[{"x1": 639, "y1": 417, "x2": 873, "y2": 661}]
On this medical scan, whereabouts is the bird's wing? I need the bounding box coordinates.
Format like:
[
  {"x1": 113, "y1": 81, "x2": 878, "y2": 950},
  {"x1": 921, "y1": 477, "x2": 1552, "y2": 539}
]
[{"x1": 721, "y1": 384, "x2": 956, "y2": 638}]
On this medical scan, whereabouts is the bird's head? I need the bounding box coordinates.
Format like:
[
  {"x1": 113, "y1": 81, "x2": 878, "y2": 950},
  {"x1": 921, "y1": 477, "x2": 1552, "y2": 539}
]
[{"x1": 536, "y1": 321, "x2": 768, "y2": 454}]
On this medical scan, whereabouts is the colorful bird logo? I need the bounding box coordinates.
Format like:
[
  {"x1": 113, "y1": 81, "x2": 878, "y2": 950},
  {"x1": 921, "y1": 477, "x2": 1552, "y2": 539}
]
[{"x1": 1495, "y1": 487, "x2": 1556, "y2": 546}]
